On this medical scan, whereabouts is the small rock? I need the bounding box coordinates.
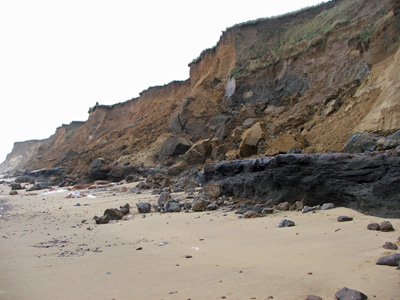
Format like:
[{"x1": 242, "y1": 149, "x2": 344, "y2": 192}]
[
  {"x1": 306, "y1": 296, "x2": 322, "y2": 300},
  {"x1": 136, "y1": 202, "x2": 151, "y2": 213},
  {"x1": 380, "y1": 221, "x2": 394, "y2": 232},
  {"x1": 302, "y1": 206, "x2": 318, "y2": 213},
  {"x1": 119, "y1": 203, "x2": 130, "y2": 215},
  {"x1": 164, "y1": 200, "x2": 182, "y2": 212},
  {"x1": 192, "y1": 198, "x2": 208, "y2": 212},
  {"x1": 74, "y1": 203, "x2": 81, "y2": 206},
  {"x1": 243, "y1": 210, "x2": 263, "y2": 218},
  {"x1": 376, "y1": 253, "x2": 400, "y2": 266},
  {"x1": 367, "y1": 222, "x2": 380, "y2": 230},
  {"x1": 185, "y1": 255, "x2": 193, "y2": 259},
  {"x1": 383, "y1": 242, "x2": 398, "y2": 250},
  {"x1": 9, "y1": 190, "x2": 18, "y2": 195},
  {"x1": 276, "y1": 201, "x2": 290, "y2": 211},
  {"x1": 337, "y1": 216, "x2": 353, "y2": 222},
  {"x1": 206, "y1": 203, "x2": 218, "y2": 211},
  {"x1": 11, "y1": 183, "x2": 23, "y2": 190},
  {"x1": 321, "y1": 203, "x2": 335, "y2": 210},
  {"x1": 335, "y1": 287, "x2": 367, "y2": 300},
  {"x1": 278, "y1": 219, "x2": 295, "y2": 227},
  {"x1": 262, "y1": 208, "x2": 274, "y2": 214},
  {"x1": 104, "y1": 208, "x2": 123, "y2": 220}
]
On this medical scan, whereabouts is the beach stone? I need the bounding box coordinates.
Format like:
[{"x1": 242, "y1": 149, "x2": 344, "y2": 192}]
[
  {"x1": 321, "y1": 203, "x2": 335, "y2": 210},
  {"x1": 383, "y1": 242, "x2": 398, "y2": 250},
  {"x1": 94, "y1": 214, "x2": 110, "y2": 224},
  {"x1": 192, "y1": 198, "x2": 207, "y2": 212},
  {"x1": 337, "y1": 216, "x2": 353, "y2": 222},
  {"x1": 206, "y1": 203, "x2": 218, "y2": 211},
  {"x1": 276, "y1": 201, "x2": 290, "y2": 211},
  {"x1": 9, "y1": 190, "x2": 18, "y2": 195},
  {"x1": 262, "y1": 208, "x2": 274, "y2": 214},
  {"x1": 158, "y1": 192, "x2": 171, "y2": 206},
  {"x1": 104, "y1": 208, "x2": 123, "y2": 220},
  {"x1": 136, "y1": 202, "x2": 151, "y2": 213},
  {"x1": 243, "y1": 210, "x2": 263, "y2": 218},
  {"x1": 306, "y1": 296, "x2": 322, "y2": 300},
  {"x1": 183, "y1": 202, "x2": 192, "y2": 211},
  {"x1": 119, "y1": 203, "x2": 130, "y2": 215},
  {"x1": 302, "y1": 206, "x2": 318, "y2": 213},
  {"x1": 367, "y1": 222, "x2": 380, "y2": 230},
  {"x1": 11, "y1": 183, "x2": 23, "y2": 190},
  {"x1": 380, "y1": 221, "x2": 394, "y2": 232},
  {"x1": 204, "y1": 183, "x2": 222, "y2": 200},
  {"x1": 278, "y1": 219, "x2": 295, "y2": 227},
  {"x1": 376, "y1": 253, "x2": 400, "y2": 266},
  {"x1": 294, "y1": 200, "x2": 305, "y2": 210},
  {"x1": 335, "y1": 287, "x2": 368, "y2": 300},
  {"x1": 164, "y1": 200, "x2": 182, "y2": 213}
]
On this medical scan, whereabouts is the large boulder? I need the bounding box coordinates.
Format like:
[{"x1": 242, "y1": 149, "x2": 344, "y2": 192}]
[
  {"x1": 90, "y1": 158, "x2": 106, "y2": 170},
  {"x1": 239, "y1": 122, "x2": 269, "y2": 157},
  {"x1": 159, "y1": 136, "x2": 192, "y2": 159},
  {"x1": 344, "y1": 132, "x2": 380, "y2": 153},
  {"x1": 107, "y1": 168, "x2": 125, "y2": 182}
]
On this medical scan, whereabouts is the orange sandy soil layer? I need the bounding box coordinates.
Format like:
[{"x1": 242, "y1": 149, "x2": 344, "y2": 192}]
[{"x1": 0, "y1": 181, "x2": 399, "y2": 300}]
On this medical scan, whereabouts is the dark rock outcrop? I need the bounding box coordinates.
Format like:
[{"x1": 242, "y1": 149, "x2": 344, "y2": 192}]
[{"x1": 203, "y1": 149, "x2": 400, "y2": 218}]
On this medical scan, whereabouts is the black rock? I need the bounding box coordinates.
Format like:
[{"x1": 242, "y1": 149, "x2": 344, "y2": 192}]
[
  {"x1": 94, "y1": 214, "x2": 110, "y2": 224},
  {"x1": 337, "y1": 216, "x2": 353, "y2": 222},
  {"x1": 380, "y1": 221, "x2": 394, "y2": 232},
  {"x1": 203, "y1": 151, "x2": 400, "y2": 218},
  {"x1": 335, "y1": 287, "x2": 368, "y2": 300},
  {"x1": 277, "y1": 219, "x2": 295, "y2": 227},
  {"x1": 119, "y1": 203, "x2": 130, "y2": 215},
  {"x1": 367, "y1": 222, "x2": 380, "y2": 230},
  {"x1": 383, "y1": 242, "x2": 398, "y2": 250},
  {"x1": 90, "y1": 158, "x2": 105, "y2": 170},
  {"x1": 376, "y1": 253, "x2": 400, "y2": 266},
  {"x1": 104, "y1": 208, "x2": 123, "y2": 220},
  {"x1": 11, "y1": 183, "x2": 23, "y2": 190},
  {"x1": 108, "y1": 168, "x2": 125, "y2": 182},
  {"x1": 136, "y1": 202, "x2": 151, "y2": 213}
]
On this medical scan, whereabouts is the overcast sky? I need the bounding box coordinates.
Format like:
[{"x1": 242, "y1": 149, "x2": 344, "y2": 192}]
[{"x1": 0, "y1": 0, "x2": 326, "y2": 164}]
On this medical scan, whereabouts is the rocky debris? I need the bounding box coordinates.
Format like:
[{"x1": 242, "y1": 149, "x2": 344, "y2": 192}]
[
  {"x1": 376, "y1": 253, "x2": 400, "y2": 267},
  {"x1": 90, "y1": 158, "x2": 106, "y2": 170},
  {"x1": 119, "y1": 203, "x2": 130, "y2": 215},
  {"x1": 125, "y1": 174, "x2": 141, "y2": 183},
  {"x1": 383, "y1": 242, "x2": 398, "y2": 250},
  {"x1": 266, "y1": 133, "x2": 307, "y2": 155},
  {"x1": 306, "y1": 296, "x2": 322, "y2": 300},
  {"x1": 146, "y1": 173, "x2": 171, "y2": 189},
  {"x1": 239, "y1": 122, "x2": 269, "y2": 157},
  {"x1": 344, "y1": 132, "x2": 380, "y2": 153},
  {"x1": 11, "y1": 183, "x2": 23, "y2": 190},
  {"x1": 158, "y1": 192, "x2": 171, "y2": 206},
  {"x1": 203, "y1": 151, "x2": 400, "y2": 218},
  {"x1": 104, "y1": 208, "x2": 124, "y2": 220},
  {"x1": 159, "y1": 135, "x2": 192, "y2": 159},
  {"x1": 107, "y1": 168, "x2": 125, "y2": 182},
  {"x1": 204, "y1": 183, "x2": 222, "y2": 200},
  {"x1": 337, "y1": 216, "x2": 353, "y2": 222},
  {"x1": 335, "y1": 287, "x2": 368, "y2": 300},
  {"x1": 302, "y1": 205, "x2": 320, "y2": 213},
  {"x1": 321, "y1": 203, "x2": 335, "y2": 210},
  {"x1": 243, "y1": 210, "x2": 263, "y2": 218},
  {"x1": 192, "y1": 194, "x2": 209, "y2": 212},
  {"x1": 379, "y1": 221, "x2": 394, "y2": 232},
  {"x1": 136, "y1": 202, "x2": 151, "y2": 213},
  {"x1": 367, "y1": 222, "x2": 380, "y2": 230},
  {"x1": 164, "y1": 199, "x2": 182, "y2": 212},
  {"x1": 277, "y1": 219, "x2": 295, "y2": 227},
  {"x1": 9, "y1": 190, "x2": 18, "y2": 195},
  {"x1": 206, "y1": 203, "x2": 218, "y2": 211},
  {"x1": 94, "y1": 214, "x2": 110, "y2": 224}
]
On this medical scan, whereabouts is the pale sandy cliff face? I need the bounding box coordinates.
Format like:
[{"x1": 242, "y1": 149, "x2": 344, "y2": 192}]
[{"x1": 2, "y1": 0, "x2": 399, "y2": 177}]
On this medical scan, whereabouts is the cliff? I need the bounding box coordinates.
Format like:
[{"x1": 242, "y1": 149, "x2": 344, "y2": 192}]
[{"x1": 2, "y1": 0, "x2": 399, "y2": 178}]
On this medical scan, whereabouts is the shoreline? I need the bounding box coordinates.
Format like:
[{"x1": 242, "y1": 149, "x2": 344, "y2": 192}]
[{"x1": 0, "y1": 181, "x2": 399, "y2": 300}]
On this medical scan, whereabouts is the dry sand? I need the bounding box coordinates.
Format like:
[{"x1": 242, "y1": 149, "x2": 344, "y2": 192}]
[{"x1": 0, "y1": 181, "x2": 399, "y2": 300}]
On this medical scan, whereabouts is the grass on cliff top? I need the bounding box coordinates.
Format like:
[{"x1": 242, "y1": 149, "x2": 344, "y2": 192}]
[{"x1": 231, "y1": 0, "x2": 379, "y2": 78}]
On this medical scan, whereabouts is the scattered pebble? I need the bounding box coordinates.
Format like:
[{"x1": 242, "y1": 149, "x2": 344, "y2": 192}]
[{"x1": 337, "y1": 216, "x2": 353, "y2": 222}]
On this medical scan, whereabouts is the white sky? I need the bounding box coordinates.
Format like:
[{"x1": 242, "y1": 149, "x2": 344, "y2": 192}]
[{"x1": 0, "y1": 0, "x2": 326, "y2": 164}]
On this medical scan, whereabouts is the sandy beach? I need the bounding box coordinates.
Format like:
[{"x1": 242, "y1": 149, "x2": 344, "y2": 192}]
[{"x1": 0, "y1": 181, "x2": 399, "y2": 300}]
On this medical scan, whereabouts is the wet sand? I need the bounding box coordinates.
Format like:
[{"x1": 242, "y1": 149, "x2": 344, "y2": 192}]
[{"x1": 0, "y1": 181, "x2": 399, "y2": 300}]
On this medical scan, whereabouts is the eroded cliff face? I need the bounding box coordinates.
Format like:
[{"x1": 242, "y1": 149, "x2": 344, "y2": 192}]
[{"x1": 2, "y1": 0, "x2": 399, "y2": 178}]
